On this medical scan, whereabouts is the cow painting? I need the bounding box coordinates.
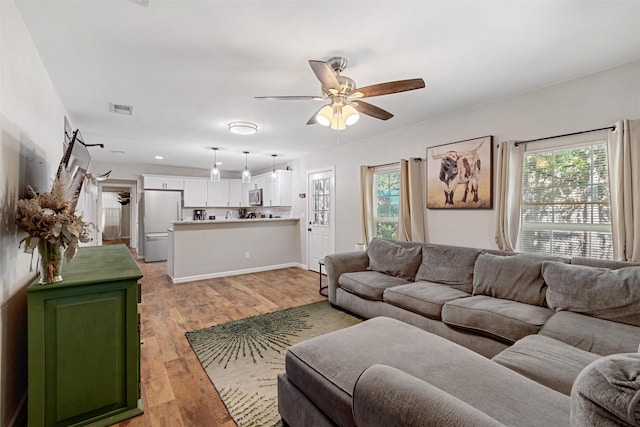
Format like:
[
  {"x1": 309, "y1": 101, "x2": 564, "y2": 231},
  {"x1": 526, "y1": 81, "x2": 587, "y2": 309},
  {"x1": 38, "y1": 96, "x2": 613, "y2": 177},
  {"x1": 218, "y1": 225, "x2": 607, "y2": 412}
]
[{"x1": 427, "y1": 136, "x2": 493, "y2": 209}]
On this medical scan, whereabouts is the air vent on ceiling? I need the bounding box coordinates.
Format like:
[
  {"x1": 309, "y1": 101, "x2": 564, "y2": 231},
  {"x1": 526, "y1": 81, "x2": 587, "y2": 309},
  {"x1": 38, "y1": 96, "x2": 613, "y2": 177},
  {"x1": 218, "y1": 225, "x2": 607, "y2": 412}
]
[{"x1": 109, "y1": 103, "x2": 134, "y2": 116}]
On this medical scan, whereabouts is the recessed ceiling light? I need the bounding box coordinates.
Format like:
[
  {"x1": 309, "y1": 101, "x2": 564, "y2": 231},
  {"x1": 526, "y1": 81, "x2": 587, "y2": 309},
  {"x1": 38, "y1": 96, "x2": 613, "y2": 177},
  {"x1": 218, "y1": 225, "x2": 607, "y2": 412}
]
[
  {"x1": 111, "y1": 149, "x2": 126, "y2": 155},
  {"x1": 154, "y1": 155, "x2": 164, "y2": 160},
  {"x1": 109, "y1": 103, "x2": 134, "y2": 116}
]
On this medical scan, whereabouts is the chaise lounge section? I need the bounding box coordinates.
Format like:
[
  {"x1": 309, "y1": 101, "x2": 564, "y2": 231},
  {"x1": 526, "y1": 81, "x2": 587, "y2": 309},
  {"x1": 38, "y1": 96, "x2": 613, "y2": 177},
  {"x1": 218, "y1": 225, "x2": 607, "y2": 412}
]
[{"x1": 277, "y1": 238, "x2": 640, "y2": 426}]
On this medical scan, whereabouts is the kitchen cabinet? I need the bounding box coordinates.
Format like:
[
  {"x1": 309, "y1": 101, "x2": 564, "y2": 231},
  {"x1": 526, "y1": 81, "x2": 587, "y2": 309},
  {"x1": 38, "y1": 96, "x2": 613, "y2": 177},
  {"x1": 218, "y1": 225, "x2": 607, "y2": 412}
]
[
  {"x1": 262, "y1": 170, "x2": 293, "y2": 206},
  {"x1": 143, "y1": 174, "x2": 183, "y2": 190},
  {"x1": 229, "y1": 181, "x2": 250, "y2": 207},
  {"x1": 251, "y1": 176, "x2": 266, "y2": 194},
  {"x1": 28, "y1": 245, "x2": 143, "y2": 427},
  {"x1": 207, "y1": 180, "x2": 230, "y2": 207},
  {"x1": 183, "y1": 178, "x2": 208, "y2": 207}
]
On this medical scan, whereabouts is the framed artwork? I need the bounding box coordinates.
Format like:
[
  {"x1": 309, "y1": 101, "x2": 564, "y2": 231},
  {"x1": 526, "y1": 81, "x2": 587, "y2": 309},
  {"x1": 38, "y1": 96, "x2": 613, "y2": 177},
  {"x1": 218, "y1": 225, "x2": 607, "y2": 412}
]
[{"x1": 426, "y1": 135, "x2": 493, "y2": 209}]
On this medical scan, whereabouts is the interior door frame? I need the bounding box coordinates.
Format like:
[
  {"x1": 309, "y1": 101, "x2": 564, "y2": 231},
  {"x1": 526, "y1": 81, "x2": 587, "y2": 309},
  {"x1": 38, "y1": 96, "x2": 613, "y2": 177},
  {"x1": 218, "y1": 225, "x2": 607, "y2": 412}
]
[{"x1": 306, "y1": 166, "x2": 336, "y2": 271}]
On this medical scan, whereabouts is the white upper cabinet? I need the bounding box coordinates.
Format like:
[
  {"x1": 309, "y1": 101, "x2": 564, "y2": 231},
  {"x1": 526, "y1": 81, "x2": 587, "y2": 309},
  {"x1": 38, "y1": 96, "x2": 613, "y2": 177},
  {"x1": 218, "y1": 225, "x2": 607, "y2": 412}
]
[
  {"x1": 256, "y1": 170, "x2": 293, "y2": 206},
  {"x1": 229, "y1": 181, "x2": 250, "y2": 207},
  {"x1": 207, "y1": 180, "x2": 230, "y2": 207},
  {"x1": 143, "y1": 175, "x2": 184, "y2": 190},
  {"x1": 183, "y1": 178, "x2": 208, "y2": 207}
]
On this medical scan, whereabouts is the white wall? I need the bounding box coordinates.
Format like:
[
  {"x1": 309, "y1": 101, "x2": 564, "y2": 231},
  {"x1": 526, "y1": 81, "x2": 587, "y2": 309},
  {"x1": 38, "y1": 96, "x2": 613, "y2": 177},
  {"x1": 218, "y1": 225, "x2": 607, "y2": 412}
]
[
  {"x1": 0, "y1": 1, "x2": 68, "y2": 424},
  {"x1": 292, "y1": 60, "x2": 640, "y2": 260}
]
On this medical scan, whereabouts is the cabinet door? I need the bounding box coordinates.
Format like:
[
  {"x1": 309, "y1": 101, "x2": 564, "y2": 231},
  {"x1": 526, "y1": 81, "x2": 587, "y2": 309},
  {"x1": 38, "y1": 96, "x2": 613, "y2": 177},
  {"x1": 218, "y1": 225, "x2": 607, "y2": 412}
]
[
  {"x1": 183, "y1": 178, "x2": 208, "y2": 207},
  {"x1": 143, "y1": 175, "x2": 165, "y2": 190},
  {"x1": 164, "y1": 176, "x2": 184, "y2": 190},
  {"x1": 229, "y1": 181, "x2": 250, "y2": 207},
  {"x1": 207, "y1": 180, "x2": 230, "y2": 207},
  {"x1": 276, "y1": 170, "x2": 293, "y2": 206}
]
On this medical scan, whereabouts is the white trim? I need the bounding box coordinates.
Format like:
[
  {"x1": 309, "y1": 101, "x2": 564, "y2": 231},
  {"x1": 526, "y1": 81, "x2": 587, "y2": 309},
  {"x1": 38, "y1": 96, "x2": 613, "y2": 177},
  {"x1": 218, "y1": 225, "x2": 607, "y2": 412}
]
[{"x1": 170, "y1": 262, "x2": 305, "y2": 284}]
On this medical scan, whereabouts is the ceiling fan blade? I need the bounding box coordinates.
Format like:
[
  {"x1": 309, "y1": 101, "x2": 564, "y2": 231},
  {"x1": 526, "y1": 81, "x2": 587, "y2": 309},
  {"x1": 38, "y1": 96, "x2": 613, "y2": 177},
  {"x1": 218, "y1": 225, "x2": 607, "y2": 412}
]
[
  {"x1": 309, "y1": 60, "x2": 340, "y2": 91},
  {"x1": 354, "y1": 101, "x2": 394, "y2": 121},
  {"x1": 356, "y1": 78, "x2": 425, "y2": 98},
  {"x1": 255, "y1": 95, "x2": 324, "y2": 101}
]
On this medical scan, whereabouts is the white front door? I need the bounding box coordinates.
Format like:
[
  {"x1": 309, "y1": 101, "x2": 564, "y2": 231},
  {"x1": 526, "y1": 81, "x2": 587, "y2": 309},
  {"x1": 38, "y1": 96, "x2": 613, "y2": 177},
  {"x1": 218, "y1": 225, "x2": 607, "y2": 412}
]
[{"x1": 307, "y1": 168, "x2": 335, "y2": 273}]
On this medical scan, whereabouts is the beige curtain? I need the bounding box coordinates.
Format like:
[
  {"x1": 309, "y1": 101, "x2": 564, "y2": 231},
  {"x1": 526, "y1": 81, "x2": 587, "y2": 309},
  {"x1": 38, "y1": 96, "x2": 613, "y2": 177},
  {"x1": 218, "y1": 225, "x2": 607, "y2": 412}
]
[
  {"x1": 360, "y1": 165, "x2": 375, "y2": 245},
  {"x1": 398, "y1": 158, "x2": 426, "y2": 242},
  {"x1": 494, "y1": 140, "x2": 525, "y2": 251},
  {"x1": 607, "y1": 119, "x2": 640, "y2": 262}
]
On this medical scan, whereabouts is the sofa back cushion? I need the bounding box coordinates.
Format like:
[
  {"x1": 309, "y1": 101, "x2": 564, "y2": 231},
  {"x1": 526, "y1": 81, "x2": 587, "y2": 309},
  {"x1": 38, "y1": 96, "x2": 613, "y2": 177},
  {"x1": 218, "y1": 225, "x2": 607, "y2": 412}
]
[
  {"x1": 415, "y1": 245, "x2": 483, "y2": 293},
  {"x1": 366, "y1": 238, "x2": 422, "y2": 280},
  {"x1": 543, "y1": 261, "x2": 640, "y2": 327},
  {"x1": 472, "y1": 253, "x2": 563, "y2": 306}
]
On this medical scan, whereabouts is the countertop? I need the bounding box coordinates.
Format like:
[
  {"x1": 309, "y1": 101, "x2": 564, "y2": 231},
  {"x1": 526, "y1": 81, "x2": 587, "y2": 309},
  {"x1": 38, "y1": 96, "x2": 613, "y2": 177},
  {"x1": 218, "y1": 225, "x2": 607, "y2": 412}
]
[{"x1": 171, "y1": 217, "x2": 299, "y2": 225}]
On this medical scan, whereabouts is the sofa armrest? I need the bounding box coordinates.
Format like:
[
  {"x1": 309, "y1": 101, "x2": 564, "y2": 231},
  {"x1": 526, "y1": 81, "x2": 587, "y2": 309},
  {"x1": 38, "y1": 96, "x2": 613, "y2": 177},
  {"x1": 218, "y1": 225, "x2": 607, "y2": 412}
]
[
  {"x1": 571, "y1": 353, "x2": 640, "y2": 427},
  {"x1": 352, "y1": 364, "x2": 506, "y2": 427},
  {"x1": 324, "y1": 251, "x2": 369, "y2": 304}
]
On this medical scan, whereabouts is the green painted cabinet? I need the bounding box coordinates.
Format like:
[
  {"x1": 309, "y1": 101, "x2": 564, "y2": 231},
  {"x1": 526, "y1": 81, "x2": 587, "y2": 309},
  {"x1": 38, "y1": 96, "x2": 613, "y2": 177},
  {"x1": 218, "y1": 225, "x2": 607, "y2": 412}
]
[{"x1": 28, "y1": 245, "x2": 143, "y2": 426}]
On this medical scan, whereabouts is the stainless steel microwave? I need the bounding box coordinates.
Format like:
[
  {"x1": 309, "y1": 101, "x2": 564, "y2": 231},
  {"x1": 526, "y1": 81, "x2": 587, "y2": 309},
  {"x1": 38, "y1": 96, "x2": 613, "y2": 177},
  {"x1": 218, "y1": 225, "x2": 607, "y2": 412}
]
[{"x1": 249, "y1": 188, "x2": 263, "y2": 206}]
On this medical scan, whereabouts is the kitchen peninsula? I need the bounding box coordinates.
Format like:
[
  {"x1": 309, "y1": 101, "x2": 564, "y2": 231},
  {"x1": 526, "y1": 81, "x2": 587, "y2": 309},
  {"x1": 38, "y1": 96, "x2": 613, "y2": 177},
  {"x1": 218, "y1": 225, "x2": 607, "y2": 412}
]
[{"x1": 168, "y1": 217, "x2": 300, "y2": 283}]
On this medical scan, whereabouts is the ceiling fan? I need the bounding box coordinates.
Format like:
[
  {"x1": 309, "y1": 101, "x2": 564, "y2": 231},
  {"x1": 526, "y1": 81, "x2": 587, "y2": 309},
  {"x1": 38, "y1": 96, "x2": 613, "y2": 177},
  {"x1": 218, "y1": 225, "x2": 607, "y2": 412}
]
[{"x1": 255, "y1": 57, "x2": 425, "y2": 130}]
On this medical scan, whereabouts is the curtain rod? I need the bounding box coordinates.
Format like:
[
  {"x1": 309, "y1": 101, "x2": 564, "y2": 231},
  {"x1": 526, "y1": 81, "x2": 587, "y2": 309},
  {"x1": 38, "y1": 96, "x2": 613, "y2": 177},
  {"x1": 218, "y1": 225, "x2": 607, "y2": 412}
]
[
  {"x1": 368, "y1": 158, "x2": 423, "y2": 169},
  {"x1": 514, "y1": 125, "x2": 616, "y2": 147}
]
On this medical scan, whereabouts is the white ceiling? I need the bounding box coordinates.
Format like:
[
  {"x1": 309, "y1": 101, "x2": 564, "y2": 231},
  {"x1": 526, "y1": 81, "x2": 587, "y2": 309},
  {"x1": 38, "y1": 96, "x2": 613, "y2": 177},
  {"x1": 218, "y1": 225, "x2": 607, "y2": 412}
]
[{"x1": 16, "y1": 0, "x2": 640, "y2": 173}]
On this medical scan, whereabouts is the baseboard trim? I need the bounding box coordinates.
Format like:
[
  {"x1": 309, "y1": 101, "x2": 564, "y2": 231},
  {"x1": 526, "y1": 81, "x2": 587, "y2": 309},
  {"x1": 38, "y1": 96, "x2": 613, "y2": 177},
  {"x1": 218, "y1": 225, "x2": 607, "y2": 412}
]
[
  {"x1": 7, "y1": 392, "x2": 27, "y2": 427},
  {"x1": 170, "y1": 263, "x2": 306, "y2": 284}
]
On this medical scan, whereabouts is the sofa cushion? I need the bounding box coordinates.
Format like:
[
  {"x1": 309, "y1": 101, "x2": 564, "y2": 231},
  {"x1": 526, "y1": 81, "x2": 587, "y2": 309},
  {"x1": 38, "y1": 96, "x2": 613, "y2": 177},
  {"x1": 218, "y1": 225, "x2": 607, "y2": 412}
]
[
  {"x1": 473, "y1": 253, "x2": 564, "y2": 306},
  {"x1": 543, "y1": 261, "x2": 640, "y2": 326},
  {"x1": 492, "y1": 335, "x2": 600, "y2": 396},
  {"x1": 441, "y1": 295, "x2": 554, "y2": 343},
  {"x1": 285, "y1": 317, "x2": 569, "y2": 427},
  {"x1": 366, "y1": 238, "x2": 422, "y2": 280},
  {"x1": 383, "y1": 281, "x2": 471, "y2": 320},
  {"x1": 571, "y1": 353, "x2": 640, "y2": 427},
  {"x1": 415, "y1": 245, "x2": 483, "y2": 293},
  {"x1": 539, "y1": 310, "x2": 640, "y2": 356},
  {"x1": 571, "y1": 256, "x2": 640, "y2": 269},
  {"x1": 339, "y1": 271, "x2": 409, "y2": 301}
]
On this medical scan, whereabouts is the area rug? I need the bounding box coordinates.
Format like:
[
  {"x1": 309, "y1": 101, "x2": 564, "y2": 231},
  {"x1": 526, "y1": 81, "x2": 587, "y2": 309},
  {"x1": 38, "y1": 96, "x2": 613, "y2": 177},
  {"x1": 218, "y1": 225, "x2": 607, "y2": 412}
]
[{"x1": 185, "y1": 301, "x2": 362, "y2": 426}]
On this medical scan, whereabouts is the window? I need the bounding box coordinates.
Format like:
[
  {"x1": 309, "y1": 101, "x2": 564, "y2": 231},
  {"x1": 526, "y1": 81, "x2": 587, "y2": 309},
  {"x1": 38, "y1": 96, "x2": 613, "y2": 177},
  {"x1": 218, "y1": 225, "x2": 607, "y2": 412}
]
[
  {"x1": 519, "y1": 141, "x2": 612, "y2": 259},
  {"x1": 374, "y1": 169, "x2": 400, "y2": 239},
  {"x1": 312, "y1": 177, "x2": 330, "y2": 226}
]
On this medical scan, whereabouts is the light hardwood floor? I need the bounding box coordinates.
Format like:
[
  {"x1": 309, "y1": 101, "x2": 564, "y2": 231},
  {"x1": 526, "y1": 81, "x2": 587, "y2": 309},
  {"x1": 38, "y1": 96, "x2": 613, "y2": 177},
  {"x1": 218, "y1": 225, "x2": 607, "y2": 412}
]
[{"x1": 115, "y1": 251, "x2": 324, "y2": 427}]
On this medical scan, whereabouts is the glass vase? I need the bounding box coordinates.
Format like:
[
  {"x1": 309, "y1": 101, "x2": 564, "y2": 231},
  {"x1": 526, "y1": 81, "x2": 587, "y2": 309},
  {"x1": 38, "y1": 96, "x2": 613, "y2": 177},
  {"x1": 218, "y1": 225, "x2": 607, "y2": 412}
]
[{"x1": 38, "y1": 239, "x2": 63, "y2": 284}]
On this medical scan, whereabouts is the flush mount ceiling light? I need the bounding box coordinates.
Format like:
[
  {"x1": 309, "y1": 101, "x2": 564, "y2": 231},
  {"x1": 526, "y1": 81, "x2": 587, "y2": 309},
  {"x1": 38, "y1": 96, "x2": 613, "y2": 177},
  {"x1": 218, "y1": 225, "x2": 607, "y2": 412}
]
[
  {"x1": 109, "y1": 102, "x2": 134, "y2": 116},
  {"x1": 242, "y1": 151, "x2": 251, "y2": 184},
  {"x1": 228, "y1": 121, "x2": 258, "y2": 135},
  {"x1": 210, "y1": 147, "x2": 221, "y2": 182}
]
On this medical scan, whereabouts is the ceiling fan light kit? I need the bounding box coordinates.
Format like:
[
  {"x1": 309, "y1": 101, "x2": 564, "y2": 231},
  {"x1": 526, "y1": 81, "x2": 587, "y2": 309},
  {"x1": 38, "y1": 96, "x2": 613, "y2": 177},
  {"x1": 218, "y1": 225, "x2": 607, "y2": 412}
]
[
  {"x1": 256, "y1": 56, "x2": 425, "y2": 131},
  {"x1": 228, "y1": 121, "x2": 258, "y2": 135}
]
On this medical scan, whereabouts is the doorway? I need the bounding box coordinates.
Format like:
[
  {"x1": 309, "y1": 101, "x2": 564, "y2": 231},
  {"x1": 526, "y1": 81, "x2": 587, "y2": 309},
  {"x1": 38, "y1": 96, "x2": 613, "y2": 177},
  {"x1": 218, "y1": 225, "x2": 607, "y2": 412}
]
[
  {"x1": 307, "y1": 167, "x2": 335, "y2": 273},
  {"x1": 100, "y1": 183, "x2": 137, "y2": 248}
]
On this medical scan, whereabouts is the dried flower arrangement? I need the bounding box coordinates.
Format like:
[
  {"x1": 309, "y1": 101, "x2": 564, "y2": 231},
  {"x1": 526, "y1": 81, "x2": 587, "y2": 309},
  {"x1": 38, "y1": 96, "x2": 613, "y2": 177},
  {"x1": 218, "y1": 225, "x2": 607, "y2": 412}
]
[{"x1": 16, "y1": 168, "x2": 94, "y2": 265}]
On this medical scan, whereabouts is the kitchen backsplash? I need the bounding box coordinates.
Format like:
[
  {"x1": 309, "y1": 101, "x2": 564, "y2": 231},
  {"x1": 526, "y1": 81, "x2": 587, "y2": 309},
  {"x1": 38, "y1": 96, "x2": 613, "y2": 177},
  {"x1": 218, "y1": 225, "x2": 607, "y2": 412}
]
[{"x1": 180, "y1": 206, "x2": 292, "y2": 221}]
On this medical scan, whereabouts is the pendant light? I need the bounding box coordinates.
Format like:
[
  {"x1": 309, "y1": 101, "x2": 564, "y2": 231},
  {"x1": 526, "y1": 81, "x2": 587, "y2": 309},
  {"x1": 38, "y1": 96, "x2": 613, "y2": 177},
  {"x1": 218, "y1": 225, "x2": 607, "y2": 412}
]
[
  {"x1": 241, "y1": 151, "x2": 251, "y2": 183},
  {"x1": 271, "y1": 154, "x2": 277, "y2": 181},
  {"x1": 210, "y1": 147, "x2": 221, "y2": 182}
]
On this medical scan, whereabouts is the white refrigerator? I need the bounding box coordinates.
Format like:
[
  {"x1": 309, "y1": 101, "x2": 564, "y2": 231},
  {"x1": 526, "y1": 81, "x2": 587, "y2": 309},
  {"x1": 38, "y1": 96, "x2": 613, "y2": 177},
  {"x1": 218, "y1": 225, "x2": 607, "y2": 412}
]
[{"x1": 142, "y1": 190, "x2": 181, "y2": 262}]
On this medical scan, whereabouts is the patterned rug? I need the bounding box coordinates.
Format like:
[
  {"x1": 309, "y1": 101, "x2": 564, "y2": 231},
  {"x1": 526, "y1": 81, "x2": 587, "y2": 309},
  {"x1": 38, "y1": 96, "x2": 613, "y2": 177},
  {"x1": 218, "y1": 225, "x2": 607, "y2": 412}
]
[{"x1": 185, "y1": 301, "x2": 362, "y2": 426}]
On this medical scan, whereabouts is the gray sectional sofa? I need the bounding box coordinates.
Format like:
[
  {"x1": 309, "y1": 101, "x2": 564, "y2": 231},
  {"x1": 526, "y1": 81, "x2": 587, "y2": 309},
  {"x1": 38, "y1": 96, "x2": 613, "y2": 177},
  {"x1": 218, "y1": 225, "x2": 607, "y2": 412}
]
[{"x1": 277, "y1": 238, "x2": 640, "y2": 426}]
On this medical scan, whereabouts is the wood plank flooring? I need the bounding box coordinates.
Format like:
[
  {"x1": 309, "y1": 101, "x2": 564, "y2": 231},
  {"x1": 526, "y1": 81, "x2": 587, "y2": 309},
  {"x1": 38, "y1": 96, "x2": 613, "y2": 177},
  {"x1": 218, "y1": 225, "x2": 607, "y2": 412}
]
[{"x1": 115, "y1": 252, "x2": 324, "y2": 427}]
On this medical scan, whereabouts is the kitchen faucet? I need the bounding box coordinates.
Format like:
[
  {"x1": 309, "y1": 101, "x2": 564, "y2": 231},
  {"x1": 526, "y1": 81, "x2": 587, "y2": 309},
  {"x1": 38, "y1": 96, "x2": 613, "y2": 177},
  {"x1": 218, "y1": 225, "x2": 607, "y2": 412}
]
[{"x1": 225, "y1": 210, "x2": 232, "y2": 219}]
